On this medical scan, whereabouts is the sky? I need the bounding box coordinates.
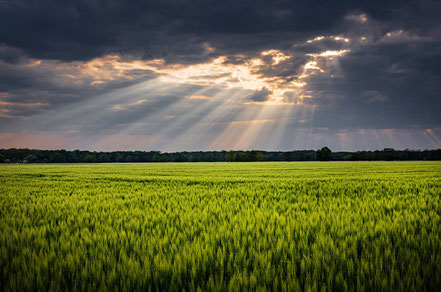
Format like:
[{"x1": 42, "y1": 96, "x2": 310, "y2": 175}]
[{"x1": 0, "y1": 0, "x2": 440, "y2": 152}]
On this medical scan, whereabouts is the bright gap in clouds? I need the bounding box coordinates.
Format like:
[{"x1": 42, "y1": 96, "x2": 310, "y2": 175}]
[
  {"x1": 50, "y1": 43, "x2": 343, "y2": 151},
  {"x1": 1, "y1": 22, "x2": 439, "y2": 151},
  {"x1": 6, "y1": 40, "x2": 342, "y2": 150}
]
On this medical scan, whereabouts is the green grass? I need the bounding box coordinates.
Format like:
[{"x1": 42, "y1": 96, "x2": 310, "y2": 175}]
[{"x1": 1, "y1": 162, "x2": 440, "y2": 291}]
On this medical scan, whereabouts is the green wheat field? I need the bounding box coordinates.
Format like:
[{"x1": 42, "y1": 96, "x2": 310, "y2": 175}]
[{"x1": 1, "y1": 162, "x2": 440, "y2": 291}]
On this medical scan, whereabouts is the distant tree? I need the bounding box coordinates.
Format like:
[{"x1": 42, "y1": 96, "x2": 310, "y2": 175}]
[
  {"x1": 343, "y1": 154, "x2": 352, "y2": 161},
  {"x1": 115, "y1": 154, "x2": 125, "y2": 163},
  {"x1": 226, "y1": 151, "x2": 236, "y2": 162},
  {"x1": 153, "y1": 153, "x2": 170, "y2": 162},
  {"x1": 382, "y1": 148, "x2": 400, "y2": 161},
  {"x1": 247, "y1": 150, "x2": 262, "y2": 161},
  {"x1": 24, "y1": 155, "x2": 37, "y2": 163},
  {"x1": 83, "y1": 154, "x2": 96, "y2": 163},
  {"x1": 432, "y1": 149, "x2": 441, "y2": 160},
  {"x1": 237, "y1": 152, "x2": 248, "y2": 162},
  {"x1": 204, "y1": 153, "x2": 214, "y2": 162},
  {"x1": 1, "y1": 147, "x2": 440, "y2": 163},
  {"x1": 316, "y1": 147, "x2": 332, "y2": 161},
  {"x1": 67, "y1": 150, "x2": 82, "y2": 163},
  {"x1": 427, "y1": 149, "x2": 441, "y2": 160},
  {"x1": 98, "y1": 154, "x2": 110, "y2": 163},
  {"x1": 283, "y1": 152, "x2": 293, "y2": 161},
  {"x1": 153, "y1": 153, "x2": 161, "y2": 162},
  {"x1": 161, "y1": 154, "x2": 170, "y2": 162},
  {"x1": 256, "y1": 151, "x2": 263, "y2": 161},
  {"x1": 49, "y1": 152, "x2": 65, "y2": 163},
  {"x1": 188, "y1": 154, "x2": 198, "y2": 162},
  {"x1": 175, "y1": 152, "x2": 186, "y2": 162}
]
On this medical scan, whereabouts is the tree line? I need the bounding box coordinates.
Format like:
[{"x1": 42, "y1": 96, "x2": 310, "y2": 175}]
[{"x1": 0, "y1": 147, "x2": 440, "y2": 163}]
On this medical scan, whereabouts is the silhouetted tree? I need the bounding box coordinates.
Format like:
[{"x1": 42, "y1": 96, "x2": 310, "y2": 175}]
[
  {"x1": 49, "y1": 153, "x2": 65, "y2": 163},
  {"x1": 204, "y1": 153, "x2": 214, "y2": 162},
  {"x1": 188, "y1": 154, "x2": 198, "y2": 162},
  {"x1": 175, "y1": 152, "x2": 186, "y2": 162},
  {"x1": 0, "y1": 154, "x2": 5, "y2": 163},
  {"x1": 283, "y1": 152, "x2": 293, "y2": 161},
  {"x1": 98, "y1": 154, "x2": 110, "y2": 163},
  {"x1": 316, "y1": 147, "x2": 332, "y2": 161},
  {"x1": 256, "y1": 151, "x2": 263, "y2": 161},
  {"x1": 0, "y1": 148, "x2": 440, "y2": 163},
  {"x1": 153, "y1": 153, "x2": 161, "y2": 162},
  {"x1": 83, "y1": 154, "x2": 96, "y2": 163},
  {"x1": 226, "y1": 151, "x2": 236, "y2": 162},
  {"x1": 24, "y1": 155, "x2": 37, "y2": 163}
]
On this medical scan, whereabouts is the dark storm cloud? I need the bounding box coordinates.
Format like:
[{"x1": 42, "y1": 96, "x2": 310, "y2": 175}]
[
  {"x1": 0, "y1": 0, "x2": 433, "y2": 63},
  {"x1": 307, "y1": 39, "x2": 441, "y2": 130},
  {"x1": 0, "y1": 45, "x2": 27, "y2": 64}
]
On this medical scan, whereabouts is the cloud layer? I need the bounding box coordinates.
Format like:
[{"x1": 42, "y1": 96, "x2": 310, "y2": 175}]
[{"x1": 0, "y1": 0, "x2": 440, "y2": 151}]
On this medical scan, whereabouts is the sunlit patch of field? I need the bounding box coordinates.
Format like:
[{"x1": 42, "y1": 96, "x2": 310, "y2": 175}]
[{"x1": 1, "y1": 162, "x2": 440, "y2": 290}]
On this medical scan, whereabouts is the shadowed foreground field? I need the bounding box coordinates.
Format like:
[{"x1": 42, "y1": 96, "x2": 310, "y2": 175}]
[{"x1": 1, "y1": 162, "x2": 440, "y2": 291}]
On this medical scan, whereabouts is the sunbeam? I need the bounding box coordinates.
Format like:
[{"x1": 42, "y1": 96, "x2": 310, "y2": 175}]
[
  {"x1": 160, "y1": 89, "x2": 250, "y2": 151},
  {"x1": 231, "y1": 103, "x2": 281, "y2": 150}
]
